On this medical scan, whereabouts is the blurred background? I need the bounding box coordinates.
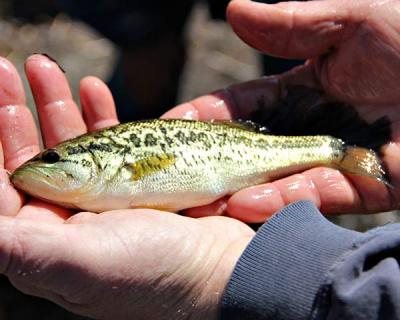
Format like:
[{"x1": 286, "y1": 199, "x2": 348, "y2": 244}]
[
  {"x1": 0, "y1": 0, "x2": 265, "y2": 122},
  {"x1": 0, "y1": 0, "x2": 399, "y2": 319}
]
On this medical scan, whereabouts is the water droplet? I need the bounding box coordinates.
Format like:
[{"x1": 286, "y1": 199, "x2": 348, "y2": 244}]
[
  {"x1": 213, "y1": 99, "x2": 226, "y2": 109},
  {"x1": 183, "y1": 109, "x2": 197, "y2": 120}
]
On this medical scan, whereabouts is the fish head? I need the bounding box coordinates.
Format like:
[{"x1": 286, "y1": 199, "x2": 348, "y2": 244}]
[{"x1": 11, "y1": 145, "x2": 98, "y2": 207}]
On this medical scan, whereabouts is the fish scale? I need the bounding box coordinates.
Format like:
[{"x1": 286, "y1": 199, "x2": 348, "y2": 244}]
[{"x1": 11, "y1": 119, "x2": 386, "y2": 212}]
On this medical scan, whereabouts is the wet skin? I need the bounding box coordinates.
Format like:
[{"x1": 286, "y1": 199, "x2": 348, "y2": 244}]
[{"x1": 0, "y1": 0, "x2": 400, "y2": 319}]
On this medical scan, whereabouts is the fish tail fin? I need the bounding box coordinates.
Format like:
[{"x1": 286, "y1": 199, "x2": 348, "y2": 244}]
[{"x1": 334, "y1": 146, "x2": 390, "y2": 186}]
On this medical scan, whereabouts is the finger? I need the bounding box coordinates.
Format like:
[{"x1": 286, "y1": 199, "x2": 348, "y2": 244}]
[
  {"x1": 161, "y1": 102, "x2": 200, "y2": 120},
  {"x1": 184, "y1": 197, "x2": 229, "y2": 218},
  {"x1": 227, "y1": 167, "x2": 364, "y2": 223},
  {"x1": 15, "y1": 199, "x2": 73, "y2": 223},
  {"x1": 25, "y1": 54, "x2": 87, "y2": 147},
  {"x1": 227, "y1": 0, "x2": 351, "y2": 59},
  {"x1": 382, "y1": 142, "x2": 400, "y2": 208},
  {"x1": 80, "y1": 76, "x2": 119, "y2": 131},
  {"x1": 162, "y1": 92, "x2": 236, "y2": 120},
  {"x1": 0, "y1": 57, "x2": 41, "y2": 171},
  {"x1": 163, "y1": 76, "x2": 282, "y2": 121}
]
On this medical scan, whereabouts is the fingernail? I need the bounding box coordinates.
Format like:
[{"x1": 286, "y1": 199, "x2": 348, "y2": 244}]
[
  {"x1": 0, "y1": 57, "x2": 12, "y2": 72},
  {"x1": 30, "y1": 53, "x2": 66, "y2": 73}
]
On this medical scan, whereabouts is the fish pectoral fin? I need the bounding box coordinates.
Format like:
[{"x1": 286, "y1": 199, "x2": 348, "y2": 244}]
[{"x1": 127, "y1": 153, "x2": 176, "y2": 181}]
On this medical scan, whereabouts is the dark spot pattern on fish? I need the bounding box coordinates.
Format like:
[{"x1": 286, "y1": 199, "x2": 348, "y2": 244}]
[
  {"x1": 88, "y1": 142, "x2": 113, "y2": 153},
  {"x1": 175, "y1": 131, "x2": 187, "y2": 144},
  {"x1": 165, "y1": 136, "x2": 174, "y2": 147},
  {"x1": 189, "y1": 131, "x2": 197, "y2": 143},
  {"x1": 182, "y1": 157, "x2": 190, "y2": 167},
  {"x1": 119, "y1": 145, "x2": 131, "y2": 155},
  {"x1": 172, "y1": 130, "x2": 215, "y2": 148},
  {"x1": 81, "y1": 159, "x2": 92, "y2": 168},
  {"x1": 87, "y1": 147, "x2": 102, "y2": 170},
  {"x1": 66, "y1": 145, "x2": 86, "y2": 155},
  {"x1": 160, "y1": 127, "x2": 167, "y2": 135},
  {"x1": 59, "y1": 159, "x2": 80, "y2": 165},
  {"x1": 145, "y1": 134, "x2": 157, "y2": 147},
  {"x1": 217, "y1": 132, "x2": 228, "y2": 141},
  {"x1": 107, "y1": 136, "x2": 131, "y2": 155},
  {"x1": 130, "y1": 134, "x2": 142, "y2": 148}
]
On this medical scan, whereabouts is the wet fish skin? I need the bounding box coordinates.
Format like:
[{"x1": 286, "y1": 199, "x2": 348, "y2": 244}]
[{"x1": 11, "y1": 119, "x2": 385, "y2": 212}]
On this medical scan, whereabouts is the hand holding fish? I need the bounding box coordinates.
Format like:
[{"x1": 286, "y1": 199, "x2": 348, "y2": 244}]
[
  {"x1": 166, "y1": 0, "x2": 400, "y2": 222},
  {"x1": 0, "y1": 0, "x2": 400, "y2": 318},
  {"x1": 0, "y1": 55, "x2": 254, "y2": 319}
]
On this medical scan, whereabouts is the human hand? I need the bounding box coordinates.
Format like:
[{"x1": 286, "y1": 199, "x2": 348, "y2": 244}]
[
  {"x1": 164, "y1": 0, "x2": 400, "y2": 222},
  {"x1": 0, "y1": 55, "x2": 254, "y2": 319}
]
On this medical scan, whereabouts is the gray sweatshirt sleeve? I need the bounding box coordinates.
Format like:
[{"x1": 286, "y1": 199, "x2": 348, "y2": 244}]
[{"x1": 219, "y1": 200, "x2": 400, "y2": 319}]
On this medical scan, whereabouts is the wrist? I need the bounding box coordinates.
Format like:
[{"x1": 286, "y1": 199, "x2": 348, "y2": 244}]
[
  {"x1": 192, "y1": 236, "x2": 253, "y2": 320},
  {"x1": 220, "y1": 201, "x2": 363, "y2": 320}
]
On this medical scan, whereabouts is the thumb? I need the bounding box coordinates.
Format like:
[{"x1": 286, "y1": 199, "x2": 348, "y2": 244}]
[
  {"x1": 227, "y1": 0, "x2": 355, "y2": 59},
  {"x1": 0, "y1": 141, "x2": 24, "y2": 216}
]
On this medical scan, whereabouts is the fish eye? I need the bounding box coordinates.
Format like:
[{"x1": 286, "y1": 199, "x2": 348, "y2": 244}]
[{"x1": 42, "y1": 149, "x2": 60, "y2": 164}]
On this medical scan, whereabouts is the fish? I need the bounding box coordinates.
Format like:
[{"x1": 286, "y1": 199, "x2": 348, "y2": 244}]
[{"x1": 10, "y1": 119, "x2": 387, "y2": 213}]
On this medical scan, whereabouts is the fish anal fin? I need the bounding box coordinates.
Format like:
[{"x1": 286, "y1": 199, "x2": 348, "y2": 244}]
[
  {"x1": 130, "y1": 204, "x2": 177, "y2": 212},
  {"x1": 128, "y1": 154, "x2": 176, "y2": 181}
]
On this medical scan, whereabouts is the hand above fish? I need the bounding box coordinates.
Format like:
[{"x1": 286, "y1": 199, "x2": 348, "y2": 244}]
[{"x1": 0, "y1": 0, "x2": 399, "y2": 319}]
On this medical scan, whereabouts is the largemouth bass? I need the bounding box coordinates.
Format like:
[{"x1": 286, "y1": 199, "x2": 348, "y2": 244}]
[{"x1": 11, "y1": 119, "x2": 386, "y2": 212}]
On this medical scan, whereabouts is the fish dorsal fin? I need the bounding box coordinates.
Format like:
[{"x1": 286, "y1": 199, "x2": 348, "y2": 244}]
[
  {"x1": 128, "y1": 154, "x2": 176, "y2": 181},
  {"x1": 211, "y1": 119, "x2": 269, "y2": 134}
]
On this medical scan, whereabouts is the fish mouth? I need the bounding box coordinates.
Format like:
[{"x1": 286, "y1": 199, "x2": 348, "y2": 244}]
[
  {"x1": 11, "y1": 165, "x2": 84, "y2": 209},
  {"x1": 11, "y1": 163, "x2": 96, "y2": 207},
  {"x1": 11, "y1": 164, "x2": 66, "y2": 193}
]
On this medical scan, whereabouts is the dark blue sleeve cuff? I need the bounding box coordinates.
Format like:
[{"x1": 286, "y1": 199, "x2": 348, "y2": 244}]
[{"x1": 219, "y1": 200, "x2": 363, "y2": 320}]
